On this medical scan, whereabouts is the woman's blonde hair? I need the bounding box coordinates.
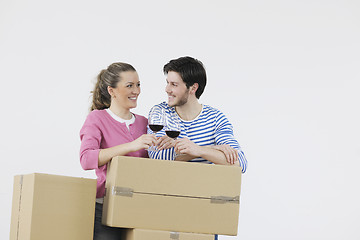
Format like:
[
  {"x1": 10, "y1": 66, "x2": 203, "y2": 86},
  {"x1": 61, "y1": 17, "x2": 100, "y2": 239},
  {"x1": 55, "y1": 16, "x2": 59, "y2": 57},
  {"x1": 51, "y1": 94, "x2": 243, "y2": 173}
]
[{"x1": 91, "y1": 62, "x2": 136, "y2": 111}]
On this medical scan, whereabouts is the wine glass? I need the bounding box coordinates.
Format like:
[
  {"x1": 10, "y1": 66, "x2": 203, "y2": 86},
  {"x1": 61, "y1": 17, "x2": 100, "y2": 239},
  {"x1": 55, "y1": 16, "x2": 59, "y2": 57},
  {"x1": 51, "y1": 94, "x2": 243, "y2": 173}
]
[
  {"x1": 165, "y1": 117, "x2": 180, "y2": 139},
  {"x1": 164, "y1": 112, "x2": 181, "y2": 158},
  {"x1": 148, "y1": 107, "x2": 164, "y2": 151}
]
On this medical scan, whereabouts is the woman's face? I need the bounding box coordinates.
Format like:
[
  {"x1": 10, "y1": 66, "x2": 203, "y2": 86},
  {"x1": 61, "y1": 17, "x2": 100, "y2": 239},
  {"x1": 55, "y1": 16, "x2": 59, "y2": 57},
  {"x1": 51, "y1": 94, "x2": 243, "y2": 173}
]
[{"x1": 110, "y1": 71, "x2": 141, "y2": 110}]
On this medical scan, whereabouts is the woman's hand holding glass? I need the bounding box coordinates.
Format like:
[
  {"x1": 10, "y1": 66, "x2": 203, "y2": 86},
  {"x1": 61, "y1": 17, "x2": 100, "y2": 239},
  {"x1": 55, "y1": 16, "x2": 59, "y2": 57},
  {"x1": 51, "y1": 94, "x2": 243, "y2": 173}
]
[{"x1": 131, "y1": 134, "x2": 157, "y2": 151}]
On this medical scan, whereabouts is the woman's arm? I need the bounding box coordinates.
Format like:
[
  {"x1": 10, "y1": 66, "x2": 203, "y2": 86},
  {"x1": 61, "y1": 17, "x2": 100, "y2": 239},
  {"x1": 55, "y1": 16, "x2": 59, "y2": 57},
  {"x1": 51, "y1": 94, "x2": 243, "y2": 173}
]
[{"x1": 98, "y1": 134, "x2": 156, "y2": 166}]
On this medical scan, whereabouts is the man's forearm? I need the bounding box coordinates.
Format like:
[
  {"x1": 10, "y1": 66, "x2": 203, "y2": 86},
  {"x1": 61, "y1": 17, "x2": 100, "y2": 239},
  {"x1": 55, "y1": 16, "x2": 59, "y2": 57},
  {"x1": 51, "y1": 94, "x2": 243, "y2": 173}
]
[
  {"x1": 176, "y1": 146, "x2": 239, "y2": 166},
  {"x1": 174, "y1": 138, "x2": 239, "y2": 166},
  {"x1": 199, "y1": 147, "x2": 239, "y2": 166}
]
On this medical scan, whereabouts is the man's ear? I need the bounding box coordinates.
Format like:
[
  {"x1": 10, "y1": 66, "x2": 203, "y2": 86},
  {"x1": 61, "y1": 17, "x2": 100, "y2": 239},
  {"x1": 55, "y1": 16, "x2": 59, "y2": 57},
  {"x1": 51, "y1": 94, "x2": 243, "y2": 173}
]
[{"x1": 190, "y1": 83, "x2": 199, "y2": 94}]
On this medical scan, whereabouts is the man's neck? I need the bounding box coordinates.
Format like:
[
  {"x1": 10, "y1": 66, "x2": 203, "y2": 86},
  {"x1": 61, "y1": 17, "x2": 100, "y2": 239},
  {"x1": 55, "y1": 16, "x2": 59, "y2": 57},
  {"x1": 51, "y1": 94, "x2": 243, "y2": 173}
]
[{"x1": 175, "y1": 98, "x2": 202, "y2": 121}]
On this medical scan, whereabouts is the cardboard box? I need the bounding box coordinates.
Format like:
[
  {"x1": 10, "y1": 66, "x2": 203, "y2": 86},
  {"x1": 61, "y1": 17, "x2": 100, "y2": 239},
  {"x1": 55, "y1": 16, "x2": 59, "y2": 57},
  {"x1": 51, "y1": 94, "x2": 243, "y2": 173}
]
[
  {"x1": 10, "y1": 173, "x2": 97, "y2": 240},
  {"x1": 125, "y1": 228, "x2": 214, "y2": 240},
  {"x1": 103, "y1": 156, "x2": 241, "y2": 235}
]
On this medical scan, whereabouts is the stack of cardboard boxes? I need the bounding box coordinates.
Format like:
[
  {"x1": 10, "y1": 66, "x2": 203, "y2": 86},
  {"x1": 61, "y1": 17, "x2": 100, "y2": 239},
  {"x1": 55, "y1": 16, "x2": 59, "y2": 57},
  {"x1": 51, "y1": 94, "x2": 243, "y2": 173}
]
[{"x1": 10, "y1": 156, "x2": 242, "y2": 239}]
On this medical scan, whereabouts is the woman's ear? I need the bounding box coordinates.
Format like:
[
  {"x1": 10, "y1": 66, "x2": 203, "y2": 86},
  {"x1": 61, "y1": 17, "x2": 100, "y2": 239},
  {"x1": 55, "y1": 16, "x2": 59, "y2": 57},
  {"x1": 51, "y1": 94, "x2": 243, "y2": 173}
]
[{"x1": 107, "y1": 86, "x2": 114, "y2": 98}]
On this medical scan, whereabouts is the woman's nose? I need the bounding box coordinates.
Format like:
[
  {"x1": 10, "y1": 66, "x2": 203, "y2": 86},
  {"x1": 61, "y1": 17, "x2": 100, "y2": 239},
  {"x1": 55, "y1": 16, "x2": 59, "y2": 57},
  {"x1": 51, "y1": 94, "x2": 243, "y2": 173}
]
[{"x1": 134, "y1": 85, "x2": 140, "y2": 94}]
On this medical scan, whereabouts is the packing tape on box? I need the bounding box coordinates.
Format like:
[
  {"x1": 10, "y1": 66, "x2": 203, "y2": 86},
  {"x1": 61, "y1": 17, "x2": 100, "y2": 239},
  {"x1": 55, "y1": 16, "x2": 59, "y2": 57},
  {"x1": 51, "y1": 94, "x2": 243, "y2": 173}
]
[
  {"x1": 170, "y1": 232, "x2": 180, "y2": 239},
  {"x1": 111, "y1": 186, "x2": 239, "y2": 204},
  {"x1": 112, "y1": 186, "x2": 134, "y2": 197},
  {"x1": 210, "y1": 195, "x2": 240, "y2": 204}
]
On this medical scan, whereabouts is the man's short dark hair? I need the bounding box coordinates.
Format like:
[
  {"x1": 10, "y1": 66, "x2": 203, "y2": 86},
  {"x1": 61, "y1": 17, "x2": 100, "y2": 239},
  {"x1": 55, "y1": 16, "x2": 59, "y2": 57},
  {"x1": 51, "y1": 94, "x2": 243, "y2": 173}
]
[{"x1": 163, "y1": 56, "x2": 207, "y2": 99}]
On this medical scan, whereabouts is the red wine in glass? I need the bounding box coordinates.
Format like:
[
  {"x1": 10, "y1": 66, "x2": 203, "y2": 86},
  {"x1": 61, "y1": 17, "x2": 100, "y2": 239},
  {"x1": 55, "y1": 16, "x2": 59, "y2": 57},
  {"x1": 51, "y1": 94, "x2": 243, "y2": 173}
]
[
  {"x1": 149, "y1": 124, "x2": 164, "y2": 132},
  {"x1": 165, "y1": 130, "x2": 180, "y2": 139}
]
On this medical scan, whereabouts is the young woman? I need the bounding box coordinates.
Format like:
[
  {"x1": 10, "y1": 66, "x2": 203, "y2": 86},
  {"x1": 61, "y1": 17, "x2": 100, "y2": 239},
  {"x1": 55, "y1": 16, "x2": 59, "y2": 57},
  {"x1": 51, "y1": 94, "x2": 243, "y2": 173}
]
[{"x1": 79, "y1": 62, "x2": 156, "y2": 240}]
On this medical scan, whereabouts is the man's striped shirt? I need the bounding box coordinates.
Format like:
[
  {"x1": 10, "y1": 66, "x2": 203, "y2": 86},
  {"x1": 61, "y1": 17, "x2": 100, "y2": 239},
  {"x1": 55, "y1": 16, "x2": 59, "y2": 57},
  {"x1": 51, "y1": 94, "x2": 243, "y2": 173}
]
[{"x1": 147, "y1": 102, "x2": 247, "y2": 173}]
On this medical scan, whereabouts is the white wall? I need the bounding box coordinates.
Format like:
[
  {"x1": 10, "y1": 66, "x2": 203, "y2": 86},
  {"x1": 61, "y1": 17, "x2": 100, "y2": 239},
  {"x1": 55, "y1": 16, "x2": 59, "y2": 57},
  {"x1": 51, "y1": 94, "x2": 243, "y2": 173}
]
[{"x1": 1, "y1": 0, "x2": 359, "y2": 239}]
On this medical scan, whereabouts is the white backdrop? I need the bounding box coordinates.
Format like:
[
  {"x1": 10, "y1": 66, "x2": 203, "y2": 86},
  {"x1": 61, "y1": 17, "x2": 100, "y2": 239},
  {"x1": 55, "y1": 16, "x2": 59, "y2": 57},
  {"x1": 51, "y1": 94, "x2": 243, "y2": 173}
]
[{"x1": 1, "y1": 0, "x2": 359, "y2": 239}]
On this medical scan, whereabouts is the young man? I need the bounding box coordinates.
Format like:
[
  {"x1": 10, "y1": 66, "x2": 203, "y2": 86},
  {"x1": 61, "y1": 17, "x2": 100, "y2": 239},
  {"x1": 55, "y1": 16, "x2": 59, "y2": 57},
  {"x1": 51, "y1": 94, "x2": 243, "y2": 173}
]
[{"x1": 148, "y1": 56, "x2": 247, "y2": 173}]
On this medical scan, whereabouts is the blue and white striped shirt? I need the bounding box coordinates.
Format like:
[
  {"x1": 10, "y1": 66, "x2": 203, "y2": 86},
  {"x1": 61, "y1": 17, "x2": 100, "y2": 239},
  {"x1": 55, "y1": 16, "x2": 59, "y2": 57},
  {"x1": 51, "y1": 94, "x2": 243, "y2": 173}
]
[{"x1": 147, "y1": 102, "x2": 247, "y2": 173}]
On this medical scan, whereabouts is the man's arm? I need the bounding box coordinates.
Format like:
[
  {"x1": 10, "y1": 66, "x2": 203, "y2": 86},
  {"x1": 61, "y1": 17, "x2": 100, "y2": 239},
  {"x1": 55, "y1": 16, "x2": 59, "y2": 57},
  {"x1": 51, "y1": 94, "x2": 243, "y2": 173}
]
[
  {"x1": 156, "y1": 136, "x2": 239, "y2": 165},
  {"x1": 174, "y1": 138, "x2": 239, "y2": 166},
  {"x1": 213, "y1": 111, "x2": 247, "y2": 172}
]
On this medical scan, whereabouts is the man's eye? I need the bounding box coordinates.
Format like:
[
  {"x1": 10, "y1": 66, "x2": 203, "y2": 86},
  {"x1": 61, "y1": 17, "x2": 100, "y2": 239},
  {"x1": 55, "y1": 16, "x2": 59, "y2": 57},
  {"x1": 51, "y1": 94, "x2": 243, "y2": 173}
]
[
  {"x1": 137, "y1": 83, "x2": 141, "y2": 87},
  {"x1": 127, "y1": 85, "x2": 133, "y2": 88}
]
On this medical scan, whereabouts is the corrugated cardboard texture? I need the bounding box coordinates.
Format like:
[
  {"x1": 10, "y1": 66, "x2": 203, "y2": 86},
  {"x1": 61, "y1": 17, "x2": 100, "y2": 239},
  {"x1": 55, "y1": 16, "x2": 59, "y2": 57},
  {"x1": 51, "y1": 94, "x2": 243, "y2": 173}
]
[
  {"x1": 126, "y1": 228, "x2": 214, "y2": 240},
  {"x1": 103, "y1": 156, "x2": 241, "y2": 235},
  {"x1": 10, "y1": 173, "x2": 97, "y2": 240}
]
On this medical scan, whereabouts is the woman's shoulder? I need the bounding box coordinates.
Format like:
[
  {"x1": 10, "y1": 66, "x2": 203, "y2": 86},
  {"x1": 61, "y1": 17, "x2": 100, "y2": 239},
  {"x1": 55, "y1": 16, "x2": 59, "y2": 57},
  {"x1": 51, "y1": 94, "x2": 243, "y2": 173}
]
[
  {"x1": 86, "y1": 109, "x2": 109, "y2": 122},
  {"x1": 80, "y1": 109, "x2": 109, "y2": 134},
  {"x1": 133, "y1": 113, "x2": 148, "y2": 124}
]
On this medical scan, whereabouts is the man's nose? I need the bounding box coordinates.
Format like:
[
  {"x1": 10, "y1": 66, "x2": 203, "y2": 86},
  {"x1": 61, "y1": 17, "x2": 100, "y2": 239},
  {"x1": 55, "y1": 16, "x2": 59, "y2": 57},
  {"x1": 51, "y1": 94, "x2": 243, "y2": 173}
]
[{"x1": 165, "y1": 84, "x2": 171, "y2": 93}]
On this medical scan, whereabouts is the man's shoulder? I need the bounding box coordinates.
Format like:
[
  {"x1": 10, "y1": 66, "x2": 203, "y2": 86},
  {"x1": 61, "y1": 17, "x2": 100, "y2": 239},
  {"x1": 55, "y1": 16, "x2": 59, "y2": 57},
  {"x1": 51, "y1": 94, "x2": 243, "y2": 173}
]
[
  {"x1": 152, "y1": 102, "x2": 169, "y2": 108},
  {"x1": 202, "y1": 104, "x2": 223, "y2": 115},
  {"x1": 201, "y1": 105, "x2": 230, "y2": 124},
  {"x1": 155, "y1": 101, "x2": 170, "y2": 109},
  {"x1": 151, "y1": 101, "x2": 173, "y2": 112}
]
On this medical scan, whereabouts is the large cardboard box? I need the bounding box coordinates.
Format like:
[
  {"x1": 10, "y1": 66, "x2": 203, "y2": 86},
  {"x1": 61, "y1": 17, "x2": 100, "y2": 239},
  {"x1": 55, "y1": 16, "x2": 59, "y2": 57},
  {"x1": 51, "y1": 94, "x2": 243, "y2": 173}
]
[
  {"x1": 10, "y1": 173, "x2": 97, "y2": 240},
  {"x1": 125, "y1": 228, "x2": 214, "y2": 240},
  {"x1": 103, "y1": 156, "x2": 241, "y2": 235}
]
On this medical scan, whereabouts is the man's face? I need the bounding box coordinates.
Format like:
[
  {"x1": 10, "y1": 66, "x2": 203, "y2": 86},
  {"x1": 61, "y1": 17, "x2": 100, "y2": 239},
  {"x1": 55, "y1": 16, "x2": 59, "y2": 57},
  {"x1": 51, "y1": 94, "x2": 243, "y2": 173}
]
[{"x1": 165, "y1": 71, "x2": 190, "y2": 107}]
